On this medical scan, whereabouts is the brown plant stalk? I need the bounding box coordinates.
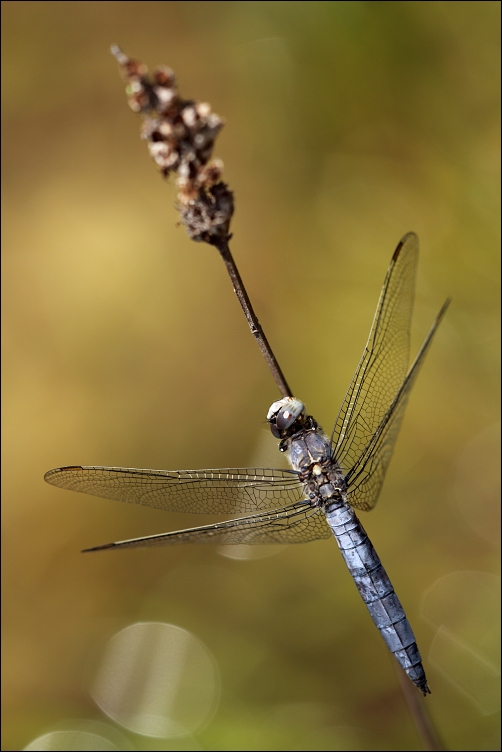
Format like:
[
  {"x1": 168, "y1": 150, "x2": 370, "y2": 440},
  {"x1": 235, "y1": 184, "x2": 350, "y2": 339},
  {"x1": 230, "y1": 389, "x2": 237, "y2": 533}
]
[{"x1": 111, "y1": 45, "x2": 292, "y2": 397}]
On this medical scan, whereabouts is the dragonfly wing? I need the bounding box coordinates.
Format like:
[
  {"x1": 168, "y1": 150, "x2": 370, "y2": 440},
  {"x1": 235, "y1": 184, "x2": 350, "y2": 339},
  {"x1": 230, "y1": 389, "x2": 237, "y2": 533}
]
[
  {"x1": 331, "y1": 233, "x2": 418, "y2": 474},
  {"x1": 44, "y1": 465, "x2": 304, "y2": 515},
  {"x1": 346, "y1": 300, "x2": 450, "y2": 510},
  {"x1": 82, "y1": 501, "x2": 331, "y2": 552}
]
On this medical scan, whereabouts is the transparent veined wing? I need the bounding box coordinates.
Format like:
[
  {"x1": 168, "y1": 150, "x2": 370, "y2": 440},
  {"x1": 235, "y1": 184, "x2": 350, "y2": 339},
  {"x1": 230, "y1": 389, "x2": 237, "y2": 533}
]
[
  {"x1": 346, "y1": 299, "x2": 450, "y2": 510},
  {"x1": 82, "y1": 501, "x2": 331, "y2": 552},
  {"x1": 331, "y1": 232, "x2": 418, "y2": 494},
  {"x1": 44, "y1": 465, "x2": 304, "y2": 515}
]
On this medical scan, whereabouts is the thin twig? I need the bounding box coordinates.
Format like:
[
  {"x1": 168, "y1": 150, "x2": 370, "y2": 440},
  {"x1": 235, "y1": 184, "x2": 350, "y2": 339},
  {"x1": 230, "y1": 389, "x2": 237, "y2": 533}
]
[
  {"x1": 395, "y1": 660, "x2": 445, "y2": 751},
  {"x1": 111, "y1": 44, "x2": 291, "y2": 398},
  {"x1": 111, "y1": 50, "x2": 445, "y2": 747},
  {"x1": 215, "y1": 239, "x2": 293, "y2": 398}
]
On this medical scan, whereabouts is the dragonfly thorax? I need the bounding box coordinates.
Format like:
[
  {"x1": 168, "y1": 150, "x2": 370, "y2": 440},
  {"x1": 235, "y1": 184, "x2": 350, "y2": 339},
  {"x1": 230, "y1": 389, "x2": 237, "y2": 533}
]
[
  {"x1": 267, "y1": 398, "x2": 343, "y2": 500},
  {"x1": 289, "y1": 427, "x2": 347, "y2": 507}
]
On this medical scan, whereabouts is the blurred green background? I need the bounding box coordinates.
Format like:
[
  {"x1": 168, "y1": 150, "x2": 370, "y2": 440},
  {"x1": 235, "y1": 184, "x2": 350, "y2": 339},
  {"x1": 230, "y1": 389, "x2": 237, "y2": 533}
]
[{"x1": 3, "y1": 2, "x2": 500, "y2": 750}]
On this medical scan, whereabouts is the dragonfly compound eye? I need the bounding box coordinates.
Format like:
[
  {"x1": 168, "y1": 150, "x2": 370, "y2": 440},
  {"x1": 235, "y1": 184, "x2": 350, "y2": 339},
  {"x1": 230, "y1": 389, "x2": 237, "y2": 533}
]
[
  {"x1": 276, "y1": 406, "x2": 300, "y2": 430},
  {"x1": 267, "y1": 397, "x2": 305, "y2": 436}
]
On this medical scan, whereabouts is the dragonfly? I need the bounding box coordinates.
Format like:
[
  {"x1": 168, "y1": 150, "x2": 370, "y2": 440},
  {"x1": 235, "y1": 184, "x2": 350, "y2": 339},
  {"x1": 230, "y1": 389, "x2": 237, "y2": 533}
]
[{"x1": 45, "y1": 232, "x2": 449, "y2": 695}]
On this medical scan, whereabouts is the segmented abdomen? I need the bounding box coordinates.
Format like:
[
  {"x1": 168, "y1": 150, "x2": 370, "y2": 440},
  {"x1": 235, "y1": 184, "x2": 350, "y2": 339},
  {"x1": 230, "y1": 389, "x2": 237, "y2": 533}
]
[{"x1": 324, "y1": 498, "x2": 430, "y2": 695}]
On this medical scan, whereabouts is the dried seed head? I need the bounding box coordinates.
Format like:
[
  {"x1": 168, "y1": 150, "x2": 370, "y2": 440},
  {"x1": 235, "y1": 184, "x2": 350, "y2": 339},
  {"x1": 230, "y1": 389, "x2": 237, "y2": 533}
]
[
  {"x1": 178, "y1": 182, "x2": 234, "y2": 244},
  {"x1": 111, "y1": 45, "x2": 234, "y2": 245}
]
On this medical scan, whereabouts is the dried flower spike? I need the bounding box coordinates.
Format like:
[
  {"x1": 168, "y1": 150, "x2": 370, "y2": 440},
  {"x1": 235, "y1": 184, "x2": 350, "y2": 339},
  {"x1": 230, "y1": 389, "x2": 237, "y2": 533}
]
[
  {"x1": 111, "y1": 45, "x2": 292, "y2": 398},
  {"x1": 111, "y1": 44, "x2": 234, "y2": 245}
]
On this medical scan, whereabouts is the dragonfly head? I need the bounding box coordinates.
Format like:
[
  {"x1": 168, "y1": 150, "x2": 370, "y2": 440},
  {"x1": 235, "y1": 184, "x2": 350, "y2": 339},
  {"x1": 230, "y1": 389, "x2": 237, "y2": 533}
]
[{"x1": 267, "y1": 397, "x2": 306, "y2": 440}]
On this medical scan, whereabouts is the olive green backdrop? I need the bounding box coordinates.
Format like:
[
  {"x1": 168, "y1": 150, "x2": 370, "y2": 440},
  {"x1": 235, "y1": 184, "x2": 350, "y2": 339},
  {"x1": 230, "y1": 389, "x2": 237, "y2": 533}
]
[{"x1": 3, "y1": 2, "x2": 500, "y2": 750}]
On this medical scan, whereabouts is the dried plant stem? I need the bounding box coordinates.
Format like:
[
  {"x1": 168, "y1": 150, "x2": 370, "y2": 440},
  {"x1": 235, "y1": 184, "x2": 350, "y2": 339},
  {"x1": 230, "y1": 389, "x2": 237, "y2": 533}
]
[
  {"x1": 215, "y1": 239, "x2": 293, "y2": 398},
  {"x1": 111, "y1": 44, "x2": 292, "y2": 398},
  {"x1": 111, "y1": 46, "x2": 446, "y2": 745},
  {"x1": 395, "y1": 660, "x2": 445, "y2": 751}
]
